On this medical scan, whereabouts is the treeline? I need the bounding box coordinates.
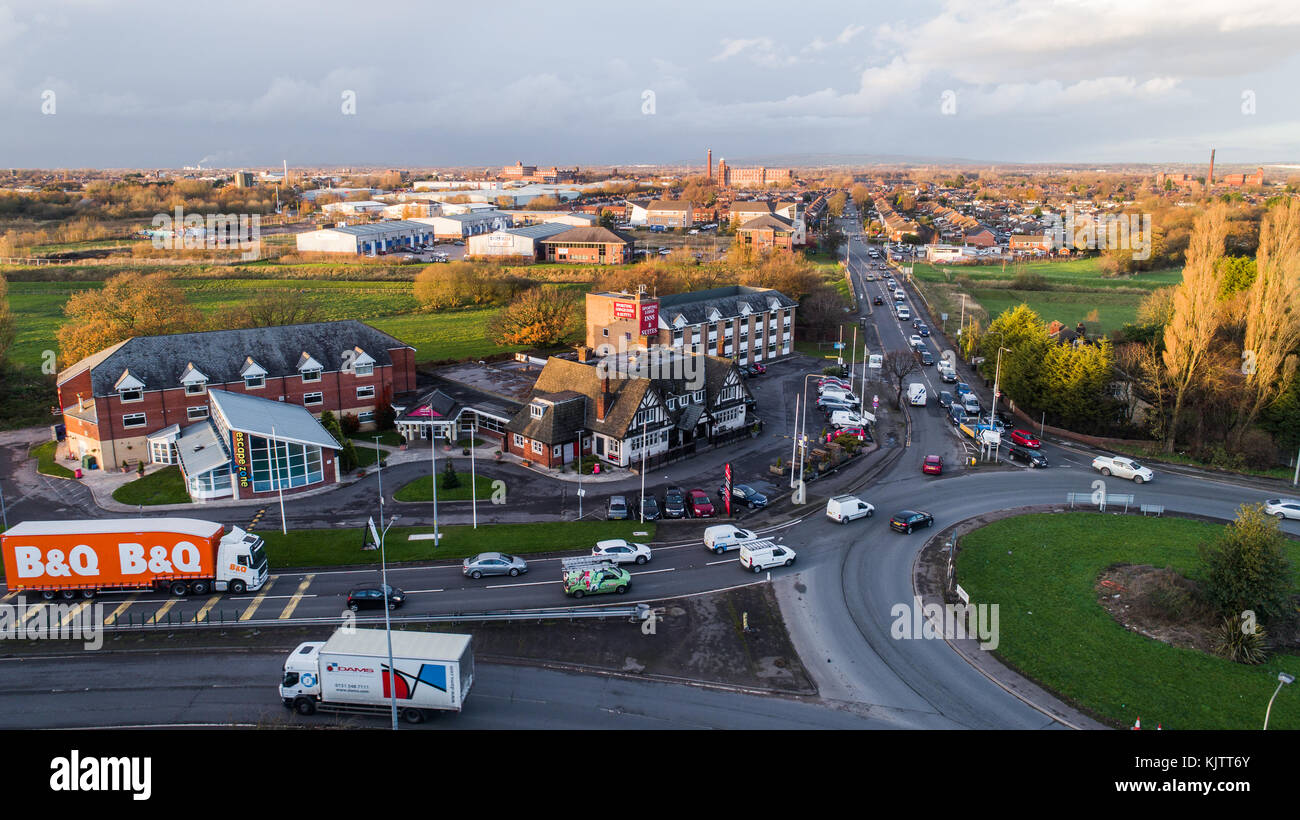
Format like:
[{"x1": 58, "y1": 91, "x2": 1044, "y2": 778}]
[{"x1": 0, "y1": 180, "x2": 282, "y2": 226}]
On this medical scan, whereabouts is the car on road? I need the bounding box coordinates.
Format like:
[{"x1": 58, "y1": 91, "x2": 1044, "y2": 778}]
[
  {"x1": 719, "y1": 483, "x2": 769, "y2": 509},
  {"x1": 889, "y1": 510, "x2": 935, "y2": 534},
  {"x1": 873, "y1": 295, "x2": 884, "y2": 305},
  {"x1": 1264, "y1": 498, "x2": 1300, "y2": 520},
  {"x1": 462, "y1": 552, "x2": 528, "y2": 579},
  {"x1": 347, "y1": 584, "x2": 405, "y2": 611},
  {"x1": 592, "y1": 539, "x2": 652, "y2": 565},
  {"x1": 638, "y1": 495, "x2": 661, "y2": 520},
  {"x1": 940, "y1": 369, "x2": 958, "y2": 383},
  {"x1": 739, "y1": 542, "x2": 796, "y2": 573},
  {"x1": 750, "y1": 362, "x2": 766, "y2": 375},
  {"x1": 937, "y1": 390, "x2": 954, "y2": 409},
  {"x1": 663, "y1": 487, "x2": 687, "y2": 518},
  {"x1": 955, "y1": 382, "x2": 973, "y2": 399},
  {"x1": 1006, "y1": 445, "x2": 1048, "y2": 468},
  {"x1": 918, "y1": 324, "x2": 930, "y2": 337},
  {"x1": 826, "y1": 494, "x2": 874, "y2": 523},
  {"x1": 1009, "y1": 429, "x2": 1041, "y2": 448},
  {"x1": 1091, "y1": 455, "x2": 1154, "y2": 483},
  {"x1": 686, "y1": 489, "x2": 716, "y2": 517},
  {"x1": 962, "y1": 394, "x2": 981, "y2": 415},
  {"x1": 922, "y1": 454, "x2": 943, "y2": 475},
  {"x1": 909, "y1": 334, "x2": 923, "y2": 349},
  {"x1": 606, "y1": 495, "x2": 629, "y2": 520},
  {"x1": 703, "y1": 524, "x2": 757, "y2": 553},
  {"x1": 919, "y1": 350, "x2": 934, "y2": 366},
  {"x1": 948, "y1": 403, "x2": 969, "y2": 426},
  {"x1": 562, "y1": 562, "x2": 630, "y2": 598}
]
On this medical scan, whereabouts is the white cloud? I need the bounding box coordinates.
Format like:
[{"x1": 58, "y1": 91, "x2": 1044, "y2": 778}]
[{"x1": 807, "y1": 23, "x2": 865, "y2": 52}]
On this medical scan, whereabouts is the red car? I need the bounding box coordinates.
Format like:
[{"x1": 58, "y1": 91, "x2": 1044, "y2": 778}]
[
  {"x1": 922, "y1": 455, "x2": 943, "y2": 475},
  {"x1": 827, "y1": 426, "x2": 868, "y2": 442},
  {"x1": 751, "y1": 362, "x2": 766, "y2": 375},
  {"x1": 686, "y1": 489, "x2": 716, "y2": 518},
  {"x1": 1009, "y1": 429, "x2": 1040, "y2": 449}
]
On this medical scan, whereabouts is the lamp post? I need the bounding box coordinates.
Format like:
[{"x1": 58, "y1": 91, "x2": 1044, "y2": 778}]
[
  {"x1": 375, "y1": 513, "x2": 400, "y2": 730},
  {"x1": 576, "y1": 426, "x2": 584, "y2": 520},
  {"x1": 1264, "y1": 672, "x2": 1294, "y2": 730},
  {"x1": 427, "y1": 411, "x2": 440, "y2": 548},
  {"x1": 469, "y1": 422, "x2": 478, "y2": 529},
  {"x1": 789, "y1": 395, "x2": 800, "y2": 490},
  {"x1": 373, "y1": 436, "x2": 384, "y2": 520}
]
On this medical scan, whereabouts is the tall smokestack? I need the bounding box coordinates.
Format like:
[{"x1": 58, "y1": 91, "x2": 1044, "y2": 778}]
[
  {"x1": 1208, "y1": 149, "x2": 1215, "y2": 187},
  {"x1": 707, "y1": 148, "x2": 713, "y2": 181}
]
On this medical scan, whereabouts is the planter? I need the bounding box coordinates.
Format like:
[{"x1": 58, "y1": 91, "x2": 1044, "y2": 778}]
[{"x1": 769, "y1": 464, "x2": 789, "y2": 477}]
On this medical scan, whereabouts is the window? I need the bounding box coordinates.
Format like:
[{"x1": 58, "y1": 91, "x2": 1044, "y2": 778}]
[
  {"x1": 531, "y1": 440, "x2": 544, "y2": 455},
  {"x1": 513, "y1": 434, "x2": 525, "y2": 448},
  {"x1": 187, "y1": 405, "x2": 209, "y2": 421},
  {"x1": 122, "y1": 412, "x2": 146, "y2": 429},
  {"x1": 602, "y1": 328, "x2": 609, "y2": 337},
  {"x1": 695, "y1": 390, "x2": 704, "y2": 403},
  {"x1": 304, "y1": 392, "x2": 323, "y2": 406},
  {"x1": 150, "y1": 440, "x2": 176, "y2": 464},
  {"x1": 119, "y1": 388, "x2": 142, "y2": 403},
  {"x1": 356, "y1": 385, "x2": 376, "y2": 400},
  {"x1": 184, "y1": 382, "x2": 206, "y2": 396},
  {"x1": 301, "y1": 368, "x2": 322, "y2": 383},
  {"x1": 244, "y1": 375, "x2": 264, "y2": 389},
  {"x1": 358, "y1": 410, "x2": 375, "y2": 424},
  {"x1": 354, "y1": 363, "x2": 374, "y2": 377},
  {"x1": 530, "y1": 403, "x2": 545, "y2": 419}
]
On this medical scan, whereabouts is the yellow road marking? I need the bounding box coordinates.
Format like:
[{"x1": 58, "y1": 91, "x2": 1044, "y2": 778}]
[
  {"x1": 193, "y1": 595, "x2": 222, "y2": 623},
  {"x1": 2, "y1": 589, "x2": 18, "y2": 602},
  {"x1": 239, "y1": 578, "x2": 277, "y2": 621},
  {"x1": 103, "y1": 594, "x2": 140, "y2": 626},
  {"x1": 58, "y1": 600, "x2": 93, "y2": 629},
  {"x1": 150, "y1": 598, "x2": 180, "y2": 623},
  {"x1": 278, "y1": 574, "x2": 315, "y2": 620}
]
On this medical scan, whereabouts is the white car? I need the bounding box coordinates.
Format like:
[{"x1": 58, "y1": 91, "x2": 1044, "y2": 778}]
[
  {"x1": 1091, "y1": 455, "x2": 1154, "y2": 484},
  {"x1": 1264, "y1": 498, "x2": 1300, "y2": 520},
  {"x1": 703, "y1": 525, "x2": 757, "y2": 554},
  {"x1": 592, "y1": 539, "x2": 652, "y2": 565},
  {"x1": 909, "y1": 335, "x2": 923, "y2": 349}
]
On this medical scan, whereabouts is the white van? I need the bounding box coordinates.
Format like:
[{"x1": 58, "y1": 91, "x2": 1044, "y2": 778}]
[
  {"x1": 819, "y1": 388, "x2": 859, "y2": 406},
  {"x1": 868, "y1": 354, "x2": 883, "y2": 372},
  {"x1": 826, "y1": 495, "x2": 875, "y2": 524},
  {"x1": 830, "y1": 409, "x2": 865, "y2": 428},
  {"x1": 738, "y1": 540, "x2": 796, "y2": 573},
  {"x1": 907, "y1": 383, "x2": 927, "y2": 406},
  {"x1": 703, "y1": 524, "x2": 757, "y2": 554},
  {"x1": 896, "y1": 305, "x2": 911, "y2": 321},
  {"x1": 962, "y1": 394, "x2": 981, "y2": 414}
]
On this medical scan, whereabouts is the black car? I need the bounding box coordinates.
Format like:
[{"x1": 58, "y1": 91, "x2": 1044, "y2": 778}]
[
  {"x1": 662, "y1": 487, "x2": 687, "y2": 518},
  {"x1": 889, "y1": 510, "x2": 935, "y2": 534},
  {"x1": 718, "y1": 483, "x2": 769, "y2": 510},
  {"x1": 937, "y1": 390, "x2": 954, "y2": 409},
  {"x1": 873, "y1": 295, "x2": 884, "y2": 305},
  {"x1": 1007, "y1": 445, "x2": 1048, "y2": 468},
  {"x1": 919, "y1": 350, "x2": 934, "y2": 366},
  {"x1": 347, "y1": 584, "x2": 405, "y2": 611},
  {"x1": 639, "y1": 495, "x2": 662, "y2": 520}
]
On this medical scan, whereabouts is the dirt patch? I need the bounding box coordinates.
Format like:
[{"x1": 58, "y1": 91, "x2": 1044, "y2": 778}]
[{"x1": 1094, "y1": 564, "x2": 1218, "y2": 653}]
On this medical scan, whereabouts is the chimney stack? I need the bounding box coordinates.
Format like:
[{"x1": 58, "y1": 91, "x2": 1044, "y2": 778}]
[
  {"x1": 1208, "y1": 148, "x2": 1215, "y2": 187},
  {"x1": 707, "y1": 148, "x2": 713, "y2": 181},
  {"x1": 596, "y1": 376, "x2": 611, "y2": 421},
  {"x1": 577, "y1": 345, "x2": 591, "y2": 363}
]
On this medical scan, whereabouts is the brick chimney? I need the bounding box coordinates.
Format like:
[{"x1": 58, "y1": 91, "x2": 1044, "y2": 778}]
[
  {"x1": 596, "y1": 376, "x2": 611, "y2": 421},
  {"x1": 577, "y1": 345, "x2": 591, "y2": 363}
]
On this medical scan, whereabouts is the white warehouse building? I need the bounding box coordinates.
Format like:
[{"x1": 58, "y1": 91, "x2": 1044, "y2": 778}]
[
  {"x1": 466, "y1": 222, "x2": 574, "y2": 260},
  {"x1": 413, "y1": 212, "x2": 514, "y2": 240},
  {"x1": 295, "y1": 220, "x2": 435, "y2": 255}
]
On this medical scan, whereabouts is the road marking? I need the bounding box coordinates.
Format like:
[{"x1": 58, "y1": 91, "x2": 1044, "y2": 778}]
[
  {"x1": 278, "y1": 574, "x2": 315, "y2": 620},
  {"x1": 485, "y1": 579, "x2": 552, "y2": 589},
  {"x1": 57, "y1": 600, "x2": 93, "y2": 628},
  {"x1": 706, "y1": 558, "x2": 736, "y2": 566},
  {"x1": 150, "y1": 598, "x2": 180, "y2": 623},
  {"x1": 22, "y1": 603, "x2": 45, "y2": 623},
  {"x1": 404, "y1": 588, "x2": 444, "y2": 594},
  {"x1": 193, "y1": 595, "x2": 221, "y2": 623},
  {"x1": 630, "y1": 567, "x2": 675, "y2": 576},
  {"x1": 102, "y1": 594, "x2": 139, "y2": 626},
  {"x1": 238, "y1": 578, "x2": 276, "y2": 621}
]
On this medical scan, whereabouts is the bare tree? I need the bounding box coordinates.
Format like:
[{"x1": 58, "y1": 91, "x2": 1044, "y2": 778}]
[{"x1": 882, "y1": 350, "x2": 919, "y2": 409}]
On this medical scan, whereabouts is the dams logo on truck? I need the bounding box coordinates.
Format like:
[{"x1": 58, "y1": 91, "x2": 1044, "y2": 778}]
[
  {"x1": 8, "y1": 540, "x2": 205, "y2": 581},
  {"x1": 326, "y1": 663, "x2": 375, "y2": 674},
  {"x1": 382, "y1": 663, "x2": 449, "y2": 700}
]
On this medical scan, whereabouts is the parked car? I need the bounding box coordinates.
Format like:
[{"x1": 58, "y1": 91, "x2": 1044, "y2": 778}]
[
  {"x1": 663, "y1": 487, "x2": 687, "y2": 518},
  {"x1": 750, "y1": 362, "x2": 766, "y2": 375},
  {"x1": 1264, "y1": 498, "x2": 1300, "y2": 520},
  {"x1": 347, "y1": 584, "x2": 405, "y2": 611},
  {"x1": 1009, "y1": 429, "x2": 1041, "y2": 448},
  {"x1": 638, "y1": 495, "x2": 661, "y2": 520},
  {"x1": 962, "y1": 395, "x2": 981, "y2": 415},
  {"x1": 922, "y1": 455, "x2": 943, "y2": 475},
  {"x1": 889, "y1": 510, "x2": 935, "y2": 534},
  {"x1": 703, "y1": 525, "x2": 757, "y2": 553},
  {"x1": 1091, "y1": 455, "x2": 1154, "y2": 483},
  {"x1": 1006, "y1": 445, "x2": 1048, "y2": 468},
  {"x1": 686, "y1": 489, "x2": 716, "y2": 517},
  {"x1": 829, "y1": 425, "x2": 870, "y2": 442},
  {"x1": 592, "y1": 539, "x2": 652, "y2": 565},
  {"x1": 719, "y1": 483, "x2": 769, "y2": 509},
  {"x1": 826, "y1": 494, "x2": 874, "y2": 523},
  {"x1": 606, "y1": 495, "x2": 629, "y2": 520},
  {"x1": 462, "y1": 552, "x2": 528, "y2": 579}
]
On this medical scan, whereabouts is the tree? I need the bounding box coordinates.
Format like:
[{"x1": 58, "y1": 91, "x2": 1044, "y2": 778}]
[
  {"x1": 0, "y1": 273, "x2": 15, "y2": 366},
  {"x1": 882, "y1": 350, "x2": 918, "y2": 409},
  {"x1": 1161, "y1": 203, "x2": 1227, "y2": 452},
  {"x1": 211, "y1": 291, "x2": 323, "y2": 329},
  {"x1": 57, "y1": 272, "x2": 202, "y2": 366},
  {"x1": 1198, "y1": 504, "x2": 1295, "y2": 623},
  {"x1": 826, "y1": 192, "x2": 847, "y2": 219},
  {"x1": 488, "y1": 287, "x2": 579, "y2": 348},
  {"x1": 320, "y1": 410, "x2": 359, "y2": 473}
]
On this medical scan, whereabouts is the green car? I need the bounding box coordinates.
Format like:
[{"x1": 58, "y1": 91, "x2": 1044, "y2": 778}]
[{"x1": 562, "y1": 560, "x2": 631, "y2": 598}]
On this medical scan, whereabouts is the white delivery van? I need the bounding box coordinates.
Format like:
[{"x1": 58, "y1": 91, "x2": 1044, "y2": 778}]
[
  {"x1": 738, "y1": 539, "x2": 796, "y2": 573},
  {"x1": 830, "y1": 409, "x2": 865, "y2": 428},
  {"x1": 703, "y1": 524, "x2": 757, "y2": 554},
  {"x1": 868, "y1": 354, "x2": 883, "y2": 372},
  {"x1": 826, "y1": 495, "x2": 875, "y2": 523},
  {"x1": 896, "y1": 305, "x2": 911, "y2": 321},
  {"x1": 907, "y1": 383, "x2": 927, "y2": 406}
]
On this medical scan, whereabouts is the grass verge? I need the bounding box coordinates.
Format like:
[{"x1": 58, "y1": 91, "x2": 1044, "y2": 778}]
[
  {"x1": 393, "y1": 472, "x2": 500, "y2": 502},
  {"x1": 30, "y1": 440, "x2": 75, "y2": 478},
  {"x1": 111, "y1": 465, "x2": 190, "y2": 505}
]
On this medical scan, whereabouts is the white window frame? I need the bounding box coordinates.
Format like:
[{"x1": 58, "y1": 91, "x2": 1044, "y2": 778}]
[
  {"x1": 301, "y1": 368, "x2": 322, "y2": 383},
  {"x1": 244, "y1": 375, "x2": 265, "y2": 390},
  {"x1": 304, "y1": 392, "x2": 323, "y2": 406},
  {"x1": 513, "y1": 433, "x2": 525, "y2": 448},
  {"x1": 184, "y1": 382, "x2": 206, "y2": 396},
  {"x1": 122, "y1": 412, "x2": 146, "y2": 429},
  {"x1": 358, "y1": 410, "x2": 375, "y2": 424},
  {"x1": 354, "y1": 363, "x2": 374, "y2": 378},
  {"x1": 119, "y1": 388, "x2": 143, "y2": 403},
  {"x1": 531, "y1": 440, "x2": 544, "y2": 455},
  {"x1": 356, "y1": 385, "x2": 376, "y2": 400},
  {"x1": 186, "y1": 405, "x2": 209, "y2": 421}
]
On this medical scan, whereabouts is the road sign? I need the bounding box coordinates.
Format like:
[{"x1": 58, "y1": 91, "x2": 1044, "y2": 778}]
[
  {"x1": 833, "y1": 342, "x2": 845, "y2": 350},
  {"x1": 872, "y1": 395, "x2": 879, "y2": 409}
]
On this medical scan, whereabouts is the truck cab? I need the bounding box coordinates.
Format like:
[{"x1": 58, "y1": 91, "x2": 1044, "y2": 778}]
[
  {"x1": 217, "y1": 527, "x2": 269, "y2": 594},
  {"x1": 279, "y1": 641, "x2": 326, "y2": 708}
]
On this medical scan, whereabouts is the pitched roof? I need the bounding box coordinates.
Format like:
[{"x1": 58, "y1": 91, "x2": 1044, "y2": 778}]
[
  {"x1": 647, "y1": 200, "x2": 692, "y2": 211},
  {"x1": 657, "y1": 285, "x2": 798, "y2": 325},
  {"x1": 539, "y1": 226, "x2": 634, "y2": 245},
  {"x1": 67, "y1": 320, "x2": 411, "y2": 396},
  {"x1": 738, "y1": 214, "x2": 794, "y2": 232},
  {"x1": 729, "y1": 201, "x2": 774, "y2": 214},
  {"x1": 505, "y1": 391, "x2": 588, "y2": 444},
  {"x1": 208, "y1": 389, "x2": 342, "y2": 450}
]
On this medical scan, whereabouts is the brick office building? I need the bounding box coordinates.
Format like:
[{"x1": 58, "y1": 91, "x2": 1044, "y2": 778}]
[
  {"x1": 539, "y1": 226, "x2": 634, "y2": 264},
  {"x1": 57, "y1": 320, "x2": 415, "y2": 472},
  {"x1": 736, "y1": 214, "x2": 796, "y2": 251}
]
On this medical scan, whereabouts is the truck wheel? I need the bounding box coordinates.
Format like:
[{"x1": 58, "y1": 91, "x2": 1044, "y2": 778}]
[
  {"x1": 40, "y1": 590, "x2": 55, "y2": 601},
  {"x1": 1100, "y1": 467, "x2": 1111, "y2": 476},
  {"x1": 753, "y1": 564, "x2": 763, "y2": 574},
  {"x1": 230, "y1": 580, "x2": 247, "y2": 595},
  {"x1": 616, "y1": 585, "x2": 628, "y2": 594},
  {"x1": 1133, "y1": 476, "x2": 1144, "y2": 484},
  {"x1": 191, "y1": 581, "x2": 209, "y2": 595},
  {"x1": 60, "y1": 590, "x2": 77, "y2": 600},
  {"x1": 169, "y1": 581, "x2": 187, "y2": 597},
  {"x1": 294, "y1": 697, "x2": 316, "y2": 716},
  {"x1": 572, "y1": 589, "x2": 585, "y2": 599},
  {"x1": 401, "y1": 708, "x2": 426, "y2": 724},
  {"x1": 866, "y1": 509, "x2": 874, "y2": 518},
  {"x1": 80, "y1": 589, "x2": 96, "y2": 599}
]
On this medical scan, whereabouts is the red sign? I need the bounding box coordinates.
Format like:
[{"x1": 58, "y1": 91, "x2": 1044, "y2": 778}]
[
  {"x1": 612, "y1": 300, "x2": 637, "y2": 319},
  {"x1": 640, "y1": 300, "x2": 659, "y2": 336},
  {"x1": 723, "y1": 462, "x2": 733, "y2": 517}
]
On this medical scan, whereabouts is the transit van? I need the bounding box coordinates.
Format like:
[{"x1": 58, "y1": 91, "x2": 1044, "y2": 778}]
[
  {"x1": 738, "y1": 539, "x2": 796, "y2": 573},
  {"x1": 819, "y1": 388, "x2": 859, "y2": 406},
  {"x1": 907, "y1": 383, "x2": 927, "y2": 406},
  {"x1": 826, "y1": 495, "x2": 875, "y2": 523}
]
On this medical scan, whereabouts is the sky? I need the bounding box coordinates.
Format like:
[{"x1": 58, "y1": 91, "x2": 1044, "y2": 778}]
[{"x1": 1, "y1": 0, "x2": 1298, "y2": 169}]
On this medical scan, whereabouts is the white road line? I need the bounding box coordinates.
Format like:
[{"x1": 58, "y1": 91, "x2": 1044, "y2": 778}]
[
  {"x1": 484, "y1": 579, "x2": 553, "y2": 589},
  {"x1": 631, "y1": 567, "x2": 675, "y2": 576},
  {"x1": 403, "y1": 589, "x2": 445, "y2": 594},
  {"x1": 706, "y1": 558, "x2": 737, "y2": 566}
]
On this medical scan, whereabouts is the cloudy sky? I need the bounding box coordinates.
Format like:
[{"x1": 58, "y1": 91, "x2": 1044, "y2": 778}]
[{"x1": 2, "y1": 0, "x2": 1298, "y2": 168}]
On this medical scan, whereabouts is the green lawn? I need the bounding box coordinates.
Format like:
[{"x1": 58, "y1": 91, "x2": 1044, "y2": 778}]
[
  {"x1": 393, "y1": 471, "x2": 500, "y2": 502},
  {"x1": 258, "y1": 520, "x2": 658, "y2": 567},
  {"x1": 911, "y1": 257, "x2": 1183, "y2": 290},
  {"x1": 30, "y1": 440, "x2": 74, "y2": 478},
  {"x1": 350, "y1": 430, "x2": 405, "y2": 448},
  {"x1": 968, "y1": 287, "x2": 1140, "y2": 335},
  {"x1": 111, "y1": 465, "x2": 191, "y2": 505},
  {"x1": 956, "y1": 512, "x2": 1300, "y2": 729}
]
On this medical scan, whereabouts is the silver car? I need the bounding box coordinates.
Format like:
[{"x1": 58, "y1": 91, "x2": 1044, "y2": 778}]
[
  {"x1": 462, "y1": 552, "x2": 528, "y2": 579},
  {"x1": 1264, "y1": 498, "x2": 1300, "y2": 520}
]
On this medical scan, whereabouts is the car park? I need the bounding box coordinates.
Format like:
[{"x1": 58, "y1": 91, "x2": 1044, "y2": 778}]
[
  {"x1": 826, "y1": 494, "x2": 874, "y2": 523},
  {"x1": 347, "y1": 584, "x2": 405, "y2": 611},
  {"x1": 592, "y1": 539, "x2": 652, "y2": 565},
  {"x1": 686, "y1": 489, "x2": 716, "y2": 517},
  {"x1": 662, "y1": 487, "x2": 687, "y2": 518},
  {"x1": 638, "y1": 495, "x2": 661, "y2": 520},
  {"x1": 703, "y1": 524, "x2": 757, "y2": 553},
  {"x1": 1009, "y1": 429, "x2": 1041, "y2": 448},
  {"x1": 606, "y1": 495, "x2": 629, "y2": 520},
  {"x1": 719, "y1": 483, "x2": 769, "y2": 509},
  {"x1": 739, "y1": 542, "x2": 796, "y2": 573},
  {"x1": 1264, "y1": 498, "x2": 1300, "y2": 520},
  {"x1": 922, "y1": 455, "x2": 943, "y2": 475},
  {"x1": 889, "y1": 510, "x2": 935, "y2": 534},
  {"x1": 819, "y1": 377, "x2": 853, "y2": 390},
  {"x1": 1006, "y1": 445, "x2": 1048, "y2": 468},
  {"x1": 462, "y1": 552, "x2": 528, "y2": 579}
]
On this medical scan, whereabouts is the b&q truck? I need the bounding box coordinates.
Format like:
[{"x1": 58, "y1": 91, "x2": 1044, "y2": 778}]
[
  {"x1": 280, "y1": 628, "x2": 473, "y2": 724},
  {"x1": 0, "y1": 518, "x2": 269, "y2": 601}
]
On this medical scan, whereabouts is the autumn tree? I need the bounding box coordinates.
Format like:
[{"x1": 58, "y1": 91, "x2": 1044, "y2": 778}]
[
  {"x1": 826, "y1": 192, "x2": 847, "y2": 219},
  {"x1": 57, "y1": 272, "x2": 201, "y2": 365},
  {"x1": 488, "y1": 287, "x2": 579, "y2": 348},
  {"x1": 413, "y1": 262, "x2": 530, "y2": 310},
  {"x1": 0, "y1": 273, "x2": 15, "y2": 366}
]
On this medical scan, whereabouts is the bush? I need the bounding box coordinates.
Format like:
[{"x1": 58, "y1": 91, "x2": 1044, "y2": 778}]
[
  {"x1": 1012, "y1": 270, "x2": 1048, "y2": 290},
  {"x1": 340, "y1": 413, "x2": 361, "y2": 436},
  {"x1": 1197, "y1": 504, "x2": 1295, "y2": 623},
  {"x1": 439, "y1": 462, "x2": 461, "y2": 490},
  {"x1": 1212, "y1": 617, "x2": 1270, "y2": 664}
]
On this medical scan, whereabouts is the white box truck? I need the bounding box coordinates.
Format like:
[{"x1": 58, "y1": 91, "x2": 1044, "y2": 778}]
[{"x1": 280, "y1": 627, "x2": 473, "y2": 724}]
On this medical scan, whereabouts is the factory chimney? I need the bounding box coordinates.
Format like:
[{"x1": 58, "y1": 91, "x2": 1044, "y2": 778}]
[
  {"x1": 707, "y1": 148, "x2": 713, "y2": 180},
  {"x1": 1208, "y1": 149, "x2": 1215, "y2": 188}
]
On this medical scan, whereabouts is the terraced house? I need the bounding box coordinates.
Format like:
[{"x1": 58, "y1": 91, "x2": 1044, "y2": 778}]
[{"x1": 56, "y1": 320, "x2": 416, "y2": 472}]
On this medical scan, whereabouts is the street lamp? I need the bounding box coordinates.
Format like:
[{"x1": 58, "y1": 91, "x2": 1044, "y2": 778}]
[
  {"x1": 377, "y1": 513, "x2": 400, "y2": 731},
  {"x1": 1264, "y1": 672, "x2": 1294, "y2": 730}
]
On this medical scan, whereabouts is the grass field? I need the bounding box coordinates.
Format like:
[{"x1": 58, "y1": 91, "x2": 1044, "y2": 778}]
[
  {"x1": 956, "y1": 512, "x2": 1300, "y2": 729},
  {"x1": 30, "y1": 440, "x2": 74, "y2": 478},
  {"x1": 111, "y1": 465, "x2": 190, "y2": 505},
  {"x1": 393, "y1": 471, "x2": 499, "y2": 502},
  {"x1": 258, "y1": 520, "x2": 658, "y2": 567}
]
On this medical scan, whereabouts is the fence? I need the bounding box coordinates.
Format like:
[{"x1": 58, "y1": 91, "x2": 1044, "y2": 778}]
[{"x1": 1065, "y1": 491, "x2": 1135, "y2": 513}]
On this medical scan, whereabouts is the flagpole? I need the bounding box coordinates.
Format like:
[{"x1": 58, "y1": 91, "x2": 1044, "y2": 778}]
[
  {"x1": 271, "y1": 424, "x2": 286, "y2": 534},
  {"x1": 470, "y1": 422, "x2": 478, "y2": 529}
]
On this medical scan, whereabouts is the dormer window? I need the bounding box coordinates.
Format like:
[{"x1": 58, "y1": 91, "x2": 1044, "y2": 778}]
[
  {"x1": 240, "y1": 357, "x2": 268, "y2": 390},
  {"x1": 180, "y1": 363, "x2": 208, "y2": 396},
  {"x1": 115, "y1": 370, "x2": 145, "y2": 403},
  {"x1": 120, "y1": 388, "x2": 143, "y2": 403},
  {"x1": 245, "y1": 375, "x2": 264, "y2": 389},
  {"x1": 349, "y1": 349, "x2": 376, "y2": 378},
  {"x1": 297, "y1": 353, "x2": 323, "y2": 383},
  {"x1": 530, "y1": 402, "x2": 545, "y2": 419}
]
